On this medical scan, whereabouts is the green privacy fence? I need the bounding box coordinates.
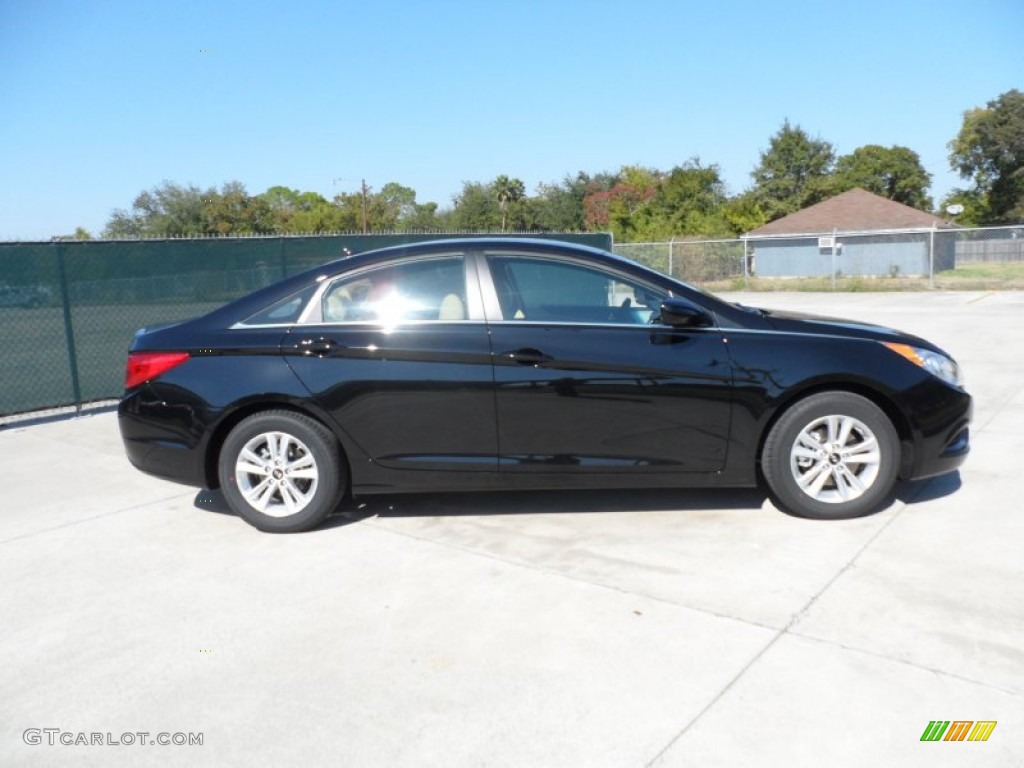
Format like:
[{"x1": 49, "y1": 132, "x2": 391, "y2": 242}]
[{"x1": 0, "y1": 233, "x2": 610, "y2": 419}]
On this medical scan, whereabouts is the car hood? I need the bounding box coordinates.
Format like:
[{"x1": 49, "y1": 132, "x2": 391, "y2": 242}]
[{"x1": 756, "y1": 307, "x2": 943, "y2": 352}]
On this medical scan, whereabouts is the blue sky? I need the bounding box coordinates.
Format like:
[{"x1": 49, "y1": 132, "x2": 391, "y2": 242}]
[{"x1": 1, "y1": 0, "x2": 1021, "y2": 240}]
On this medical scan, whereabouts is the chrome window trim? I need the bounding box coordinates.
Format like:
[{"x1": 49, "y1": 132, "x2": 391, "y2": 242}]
[
  {"x1": 484, "y1": 320, "x2": 721, "y2": 331},
  {"x1": 230, "y1": 319, "x2": 491, "y2": 330}
]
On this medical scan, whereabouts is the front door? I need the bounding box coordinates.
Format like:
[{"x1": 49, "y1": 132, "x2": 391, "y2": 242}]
[{"x1": 482, "y1": 250, "x2": 732, "y2": 474}]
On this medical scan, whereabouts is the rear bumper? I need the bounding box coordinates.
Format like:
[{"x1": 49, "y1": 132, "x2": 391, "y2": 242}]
[{"x1": 118, "y1": 388, "x2": 208, "y2": 487}]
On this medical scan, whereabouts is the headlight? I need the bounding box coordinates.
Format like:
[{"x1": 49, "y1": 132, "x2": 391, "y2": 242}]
[{"x1": 882, "y1": 342, "x2": 963, "y2": 387}]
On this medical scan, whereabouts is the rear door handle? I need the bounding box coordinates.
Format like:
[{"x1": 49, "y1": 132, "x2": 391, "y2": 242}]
[
  {"x1": 297, "y1": 337, "x2": 338, "y2": 356},
  {"x1": 502, "y1": 348, "x2": 554, "y2": 365}
]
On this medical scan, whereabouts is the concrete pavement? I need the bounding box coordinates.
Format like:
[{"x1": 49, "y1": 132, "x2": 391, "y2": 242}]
[{"x1": 1, "y1": 292, "x2": 1022, "y2": 766}]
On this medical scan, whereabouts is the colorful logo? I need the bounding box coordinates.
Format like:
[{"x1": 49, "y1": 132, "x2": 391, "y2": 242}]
[{"x1": 921, "y1": 721, "x2": 997, "y2": 742}]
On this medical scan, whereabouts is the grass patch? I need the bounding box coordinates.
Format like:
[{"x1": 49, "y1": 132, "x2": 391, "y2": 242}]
[{"x1": 698, "y1": 261, "x2": 1024, "y2": 292}]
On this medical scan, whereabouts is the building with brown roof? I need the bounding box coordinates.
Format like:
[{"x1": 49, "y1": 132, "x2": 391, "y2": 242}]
[{"x1": 746, "y1": 188, "x2": 954, "y2": 277}]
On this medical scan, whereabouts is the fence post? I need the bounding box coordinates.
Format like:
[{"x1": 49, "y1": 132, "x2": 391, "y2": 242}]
[
  {"x1": 929, "y1": 225, "x2": 936, "y2": 288},
  {"x1": 668, "y1": 237, "x2": 674, "y2": 278},
  {"x1": 831, "y1": 227, "x2": 838, "y2": 291},
  {"x1": 55, "y1": 243, "x2": 83, "y2": 414},
  {"x1": 742, "y1": 236, "x2": 748, "y2": 286}
]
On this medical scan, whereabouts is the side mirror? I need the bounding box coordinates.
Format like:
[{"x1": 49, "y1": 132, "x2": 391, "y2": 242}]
[{"x1": 658, "y1": 298, "x2": 712, "y2": 328}]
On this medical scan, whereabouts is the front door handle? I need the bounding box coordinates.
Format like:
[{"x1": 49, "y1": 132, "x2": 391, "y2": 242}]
[
  {"x1": 502, "y1": 348, "x2": 554, "y2": 365},
  {"x1": 297, "y1": 337, "x2": 338, "y2": 356}
]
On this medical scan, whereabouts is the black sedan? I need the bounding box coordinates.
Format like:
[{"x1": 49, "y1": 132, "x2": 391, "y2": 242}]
[{"x1": 119, "y1": 238, "x2": 971, "y2": 532}]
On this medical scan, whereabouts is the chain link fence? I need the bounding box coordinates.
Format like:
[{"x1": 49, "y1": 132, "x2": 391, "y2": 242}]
[
  {"x1": 614, "y1": 225, "x2": 1024, "y2": 291},
  {"x1": 0, "y1": 232, "x2": 609, "y2": 420}
]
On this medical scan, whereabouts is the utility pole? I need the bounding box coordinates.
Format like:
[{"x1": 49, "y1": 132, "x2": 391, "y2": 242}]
[{"x1": 332, "y1": 177, "x2": 370, "y2": 234}]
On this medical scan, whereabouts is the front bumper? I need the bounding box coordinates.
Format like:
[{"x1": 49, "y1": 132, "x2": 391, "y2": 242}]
[{"x1": 900, "y1": 390, "x2": 972, "y2": 481}]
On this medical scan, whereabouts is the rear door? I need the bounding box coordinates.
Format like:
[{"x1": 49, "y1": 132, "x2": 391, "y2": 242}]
[
  {"x1": 283, "y1": 252, "x2": 498, "y2": 472},
  {"x1": 480, "y1": 248, "x2": 733, "y2": 474}
]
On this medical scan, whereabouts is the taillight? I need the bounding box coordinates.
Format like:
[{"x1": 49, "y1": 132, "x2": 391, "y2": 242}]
[{"x1": 124, "y1": 351, "x2": 190, "y2": 389}]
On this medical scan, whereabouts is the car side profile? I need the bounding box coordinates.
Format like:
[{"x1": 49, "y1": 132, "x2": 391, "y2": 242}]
[{"x1": 118, "y1": 238, "x2": 971, "y2": 532}]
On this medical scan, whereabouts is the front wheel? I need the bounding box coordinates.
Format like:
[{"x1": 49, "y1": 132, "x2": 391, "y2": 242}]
[
  {"x1": 762, "y1": 392, "x2": 899, "y2": 520},
  {"x1": 218, "y1": 410, "x2": 345, "y2": 532}
]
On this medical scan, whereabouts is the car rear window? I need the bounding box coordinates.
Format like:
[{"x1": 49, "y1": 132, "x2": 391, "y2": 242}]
[{"x1": 242, "y1": 284, "x2": 318, "y2": 325}]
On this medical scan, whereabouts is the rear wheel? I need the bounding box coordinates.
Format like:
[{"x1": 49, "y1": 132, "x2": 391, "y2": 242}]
[
  {"x1": 762, "y1": 392, "x2": 899, "y2": 519},
  {"x1": 218, "y1": 410, "x2": 345, "y2": 532}
]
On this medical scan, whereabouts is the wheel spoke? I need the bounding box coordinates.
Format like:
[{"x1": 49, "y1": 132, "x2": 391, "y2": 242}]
[
  {"x1": 807, "y1": 463, "x2": 832, "y2": 498},
  {"x1": 236, "y1": 461, "x2": 268, "y2": 477},
  {"x1": 288, "y1": 456, "x2": 315, "y2": 475},
  {"x1": 240, "y1": 447, "x2": 264, "y2": 466},
  {"x1": 826, "y1": 415, "x2": 840, "y2": 445},
  {"x1": 844, "y1": 438, "x2": 880, "y2": 465},
  {"x1": 844, "y1": 468, "x2": 866, "y2": 494},
  {"x1": 796, "y1": 431, "x2": 823, "y2": 451},
  {"x1": 797, "y1": 461, "x2": 831, "y2": 498},
  {"x1": 243, "y1": 477, "x2": 276, "y2": 511},
  {"x1": 793, "y1": 446, "x2": 820, "y2": 461},
  {"x1": 833, "y1": 467, "x2": 852, "y2": 499},
  {"x1": 837, "y1": 417, "x2": 854, "y2": 447},
  {"x1": 278, "y1": 480, "x2": 298, "y2": 514}
]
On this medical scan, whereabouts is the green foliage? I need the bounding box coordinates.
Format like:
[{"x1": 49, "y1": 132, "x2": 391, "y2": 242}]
[
  {"x1": 449, "y1": 181, "x2": 501, "y2": 230},
  {"x1": 492, "y1": 175, "x2": 526, "y2": 232},
  {"x1": 650, "y1": 160, "x2": 733, "y2": 237},
  {"x1": 53, "y1": 227, "x2": 93, "y2": 241},
  {"x1": 936, "y1": 188, "x2": 987, "y2": 227},
  {"x1": 397, "y1": 201, "x2": 445, "y2": 231},
  {"x1": 751, "y1": 120, "x2": 836, "y2": 221},
  {"x1": 721, "y1": 193, "x2": 768, "y2": 234},
  {"x1": 583, "y1": 166, "x2": 658, "y2": 241},
  {"x1": 532, "y1": 172, "x2": 603, "y2": 231},
  {"x1": 834, "y1": 145, "x2": 933, "y2": 210},
  {"x1": 261, "y1": 186, "x2": 347, "y2": 232},
  {"x1": 949, "y1": 89, "x2": 1024, "y2": 224},
  {"x1": 448, "y1": 176, "x2": 532, "y2": 231},
  {"x1": 104, "y1": 181, "x2": 277, "y2": 238}
]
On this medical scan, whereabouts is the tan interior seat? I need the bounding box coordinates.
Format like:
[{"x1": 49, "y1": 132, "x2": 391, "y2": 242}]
[{"x1": 438, "y1": 293, "x2": 465, "y2": 320}]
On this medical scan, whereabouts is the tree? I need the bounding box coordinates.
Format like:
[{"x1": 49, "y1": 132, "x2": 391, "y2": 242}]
[
  {"x1": 202, "y1": 181, "x2": 274, "y2": 235},
  {"x1": 751, "y1": 120, "x2": 836, "y2": 220},
  {"x1": 583, "y1": 166, "x2": 658, "y2": 241},
  {"x1": 834, "y1": 145, "x2": 933, "y2": 210},
  {"x1": 937, "y1": 188, "x2": 987, "y2": 227},
  {"x1": 376, "y1": 182, "x2": 417, "y2": 229},
  {"x1": 260, "y1": 186, "x2": 344, "y2": 232},
  {"x1": 493, "y1": 175, "x2": 526, "y2": 232},
  {"x1": 104, "y1": 181, "x2": 278, "y2": 237},
  {"x1": 648, "y1": 159, "x2": 733, "y2": 237},
  {"x1": 53, "y1": 227, "x2": 93, "y2": 241},
  {"x1": 104, "y1": 181, "x2": 207, "y2": 237},
  {"x1": 450, "y1": 181, "x2": 501, "y2": 230},
  {"x1": 948, "y1": 89, "x2": 1024, "y2": 224},
  {"x1": 722, "y1": 193, "x2": 768, "y2": 234},
  {"x1": 398, "y1": 201, "x2": 445, "y2": 231}
]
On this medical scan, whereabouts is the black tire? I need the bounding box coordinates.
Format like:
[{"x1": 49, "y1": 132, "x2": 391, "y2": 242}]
[
  {"x1": 762, "y1": 392, "x2": 899, "y2": 520},
  {"x1": 218, "y1": 410, "x2": 345, "y2": 532}
]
